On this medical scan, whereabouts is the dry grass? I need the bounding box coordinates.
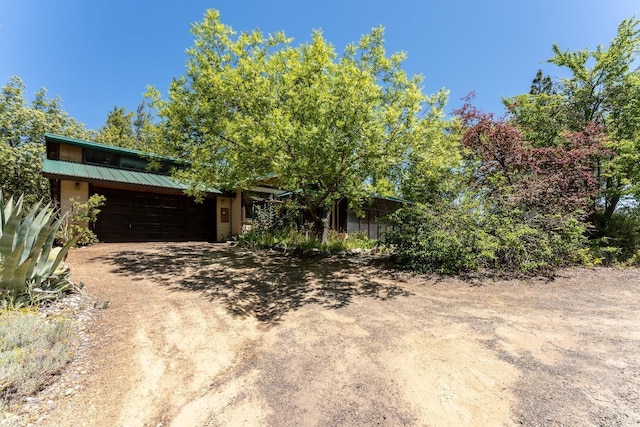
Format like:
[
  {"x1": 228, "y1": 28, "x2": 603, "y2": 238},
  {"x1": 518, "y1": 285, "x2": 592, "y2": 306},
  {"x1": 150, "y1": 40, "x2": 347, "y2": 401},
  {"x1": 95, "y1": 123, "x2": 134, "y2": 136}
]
[{"x1": 0, "y1": 309, "x2": 74, "y2": 413}]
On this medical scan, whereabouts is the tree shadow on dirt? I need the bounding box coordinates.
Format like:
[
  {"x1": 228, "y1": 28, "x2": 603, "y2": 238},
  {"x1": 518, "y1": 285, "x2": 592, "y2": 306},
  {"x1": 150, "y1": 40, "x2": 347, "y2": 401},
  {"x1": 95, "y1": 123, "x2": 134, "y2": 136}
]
[{"x1": 95, "y1": 244, "x2": 412, "y2": 323}]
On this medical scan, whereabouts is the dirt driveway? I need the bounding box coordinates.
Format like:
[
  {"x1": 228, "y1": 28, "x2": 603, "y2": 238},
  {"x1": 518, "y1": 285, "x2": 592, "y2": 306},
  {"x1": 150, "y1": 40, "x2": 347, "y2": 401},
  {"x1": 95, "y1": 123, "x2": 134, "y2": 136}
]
[{"x1": 40, "y1": 242, "x2": 640, "y2": 426}]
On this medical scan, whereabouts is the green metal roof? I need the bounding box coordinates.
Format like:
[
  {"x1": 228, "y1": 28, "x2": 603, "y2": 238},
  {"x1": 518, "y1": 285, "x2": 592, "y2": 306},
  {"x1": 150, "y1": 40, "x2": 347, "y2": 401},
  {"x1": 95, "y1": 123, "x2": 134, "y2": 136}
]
[
  {"x1": 44, "y1": 133, "x2": 183, "y2": 163},
  {"x1": 42, "y1": 159, "x2": 222, "y2": 194},
  {"x1": 373, "y1": 194, "x2": 412, "y2": 204},
  {"x1": 275, "y1": 189, "x2": 410, "y2": 204}
]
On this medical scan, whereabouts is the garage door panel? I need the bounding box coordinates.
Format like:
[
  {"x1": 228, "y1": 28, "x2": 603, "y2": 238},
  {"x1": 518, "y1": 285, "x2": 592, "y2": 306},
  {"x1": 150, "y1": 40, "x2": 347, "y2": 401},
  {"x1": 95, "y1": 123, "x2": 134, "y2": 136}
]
[
  {"x1": 129, "y1": 212, "x2": 187, "y2": 222},
  {"x1": 92, "y1": 187, "x2": 215, "y2": 242},
  {"x1": 100, "y1": 211, "x2": 129, "y2": 221}
]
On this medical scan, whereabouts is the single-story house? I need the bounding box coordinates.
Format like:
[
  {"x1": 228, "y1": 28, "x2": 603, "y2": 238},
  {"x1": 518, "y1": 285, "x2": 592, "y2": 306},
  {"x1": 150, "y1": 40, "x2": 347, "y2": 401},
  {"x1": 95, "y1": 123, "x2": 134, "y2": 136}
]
[{"x1": 42, "y1": 133, "x2": 403, "y2": 243}]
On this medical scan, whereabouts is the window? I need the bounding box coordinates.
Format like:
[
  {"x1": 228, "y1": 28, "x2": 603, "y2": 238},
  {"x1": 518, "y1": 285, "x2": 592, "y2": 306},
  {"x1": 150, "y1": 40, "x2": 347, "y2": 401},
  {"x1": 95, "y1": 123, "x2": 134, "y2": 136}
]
[
  {"x1": 47, "y1": 142, "x2": 59, "y2": 160},
  {"x1": 83, "y1": 148, "x2": 180, "y2": 175},
  {"x1": 84, "y1": 148, "x2": 150, "y2": 172},
  {"x1": 119, "y1": 156, "x2": 148, "y2": 171},
  {"x1": 84, "y1": 149, "x2": 118, "y2": 167}
]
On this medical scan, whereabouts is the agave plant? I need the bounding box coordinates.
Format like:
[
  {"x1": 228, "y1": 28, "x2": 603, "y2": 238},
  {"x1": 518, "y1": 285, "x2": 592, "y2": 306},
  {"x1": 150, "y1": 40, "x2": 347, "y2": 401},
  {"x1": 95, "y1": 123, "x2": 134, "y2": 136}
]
[{"x1": 0, "y1": 191, "x2": 79, "y2": 307}]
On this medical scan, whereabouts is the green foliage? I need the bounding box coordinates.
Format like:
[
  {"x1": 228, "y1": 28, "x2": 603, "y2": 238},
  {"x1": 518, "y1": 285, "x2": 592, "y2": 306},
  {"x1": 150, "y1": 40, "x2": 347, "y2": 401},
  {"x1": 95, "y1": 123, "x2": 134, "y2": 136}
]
[
  {"x1": 0, "y1": 308, "x2": 74, "y2": 407},
  {"x1": 96, "y1": 106, "x2": 136, "y2": 148},
  {"x1": 0, "y1": 192, "x2": 79, "y2": 308},
  {"x1": 96, "y1": 102, "x2": 156, "y2": 150},
  {"x1": 0, "y1": 141, "x2": 49, "y2": 210},
  {"x1": 590, "y1": 207, "x2": 640, "y2": 265},
  {"x1": 239, "y1": 227, "x2": 377, "y2": 256},
  {"x1": 338, "y1": 231, "x2": 377, "y2": 251},
  {"x1": 0, "y1": 77, "x2": 91, "y2": 149},
  {"x1": 56, "y1": 194, "x2": 106, "y2": 246},
  {"x1": 248, "y1": 200, "x2": 290, "y2": 236},
  {"x1": 386, "y1": 202, "x2": 491, "y2": 274},
  {"x1": 149, "y1": 9, "x2": 449, "y2": 242},
  {"x1": 487, "y1": 211, "x2": 589, "y2": 273},
  {"x1": 398, "y1": 123, "x2": 462, "y2": 204},
  {"x1": 238, "y1": 201, "x2": 376, "y2": 255},
  {"x1": 0, "y1": 76, "x2": 93, "y2": 209},
  {"x1": 506, "y1": 18, "x2": 640, "y2": 224},
  {"x1": 386, "y1": 200, "x2": 589, "y2": 275},
  {"x1": 504, "y1": 92, "x2": 572, "y2": 148}
]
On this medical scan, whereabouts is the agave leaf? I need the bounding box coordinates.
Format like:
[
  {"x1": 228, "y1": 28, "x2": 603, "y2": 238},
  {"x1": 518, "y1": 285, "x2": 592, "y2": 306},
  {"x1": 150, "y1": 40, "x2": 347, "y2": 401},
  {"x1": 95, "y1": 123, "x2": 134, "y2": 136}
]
[
  {"x1": 46, "y1": 235, "x2": 79, "y2": 281},
  {"x1": 0, "y1": 241, "x2": 26, "y2": 291},
  {"x1": 1, "y1": 193, "x2": 20, "y2": 229},
  {"x1": 34, "y1": 221, "x2": 60, "y2": 277},
  {"x1": 33, "y1": 211, "x2": 75, "y2": 277},
  {"x1": 24, "y1": 221, "x2": 57, "y2": 282},
  {"x1": 16, "y1": 200, "x2": 46, "y2": 265},
  {"x1": 0, "y1": 199, "x2": 24, "y2": 255},
  {"x1": 34, "y1": 236, "x2": 77, "y2": 285},
  {"x1": 0, "y1": 191, "x2": 5, "y2": 229},
  {"x1": 35, "y1": 246, "x2": 62, "y2": 282},
  {"x1": 24, "y1": 201, "x2": 52, "y2": 247},
  {"x1": 12, "y1": 256, "x2": 32, "y2": 292},
  {"x1": 3, "y1": 194, "x2": 24, "y2": 227}
]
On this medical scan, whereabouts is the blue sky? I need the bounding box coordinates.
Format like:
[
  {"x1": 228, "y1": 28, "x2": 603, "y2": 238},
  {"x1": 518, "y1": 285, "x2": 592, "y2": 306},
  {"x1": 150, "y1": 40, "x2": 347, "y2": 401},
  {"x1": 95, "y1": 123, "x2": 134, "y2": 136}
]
[{"x1": 1, "y1": 0, "x2": 638, "y2": 131}]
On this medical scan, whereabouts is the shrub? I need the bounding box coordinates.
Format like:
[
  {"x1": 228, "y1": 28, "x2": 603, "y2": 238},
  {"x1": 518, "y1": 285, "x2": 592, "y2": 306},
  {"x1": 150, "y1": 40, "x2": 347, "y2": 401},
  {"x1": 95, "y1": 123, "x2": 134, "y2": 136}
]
[
  {"x1": 56, "y1": 194, "x2": 106, "y2": 246},
  {"x1": 386, "y1": 202, "x2": 589, "y2": 275},
  {"x1": 0, "y1": 191, "x2": 80, "y2": 308},
  {"x1": 239, "y1": 198, "x2": 379, "y2": 255},
  {"x1": 589, "y1": 208, "x2": 640, "y2": 265},
  {"x1": 0, "y1": 308, "x2": 74, "y2": 409},
  {"x1": 487, "y1": 212, "x2": 588, "y2": 273},
  {"x1": 239, "y1": 222, "x2": 377, "y2": 255},
  {"x1": 386, "y1": 203, "x2": 491, "y2": 274}
]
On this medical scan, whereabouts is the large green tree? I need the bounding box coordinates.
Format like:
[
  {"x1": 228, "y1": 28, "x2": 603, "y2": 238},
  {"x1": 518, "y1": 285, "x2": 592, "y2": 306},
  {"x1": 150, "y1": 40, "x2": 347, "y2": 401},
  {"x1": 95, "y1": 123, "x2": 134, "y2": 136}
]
[
  {"x1": 505, "y1": 18, "x2": 640, "y2": 225},
  {"x1": 96, "y1": 106, "x2": 136, "y2": 148},
  {"x1": 149, "y1": 9, "x2": 448, "y2": 241},
  {"x1": 0, "y1": 76, "x2": 92, "y2": 206},
  {"x1": 96, "y1": 102, "x2": 156, "y2": 150}
]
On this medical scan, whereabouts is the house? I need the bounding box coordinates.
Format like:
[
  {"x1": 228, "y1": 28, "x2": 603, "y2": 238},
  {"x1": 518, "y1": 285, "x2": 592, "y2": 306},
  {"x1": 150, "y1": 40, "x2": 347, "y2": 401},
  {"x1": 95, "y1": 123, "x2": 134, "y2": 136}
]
[
  {"x1": 332, "y1": 195, "x2": 404, "y2": 240},
  {"x1": 42, "y1": 133, "x2": 402, "y2": 243}
]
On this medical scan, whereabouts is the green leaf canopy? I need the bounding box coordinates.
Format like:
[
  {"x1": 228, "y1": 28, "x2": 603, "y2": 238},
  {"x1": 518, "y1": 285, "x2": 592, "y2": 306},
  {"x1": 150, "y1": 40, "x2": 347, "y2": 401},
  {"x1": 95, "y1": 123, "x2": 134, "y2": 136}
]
[{"x1": 149, "y1": 9, "x2": 449, "y2": 239}]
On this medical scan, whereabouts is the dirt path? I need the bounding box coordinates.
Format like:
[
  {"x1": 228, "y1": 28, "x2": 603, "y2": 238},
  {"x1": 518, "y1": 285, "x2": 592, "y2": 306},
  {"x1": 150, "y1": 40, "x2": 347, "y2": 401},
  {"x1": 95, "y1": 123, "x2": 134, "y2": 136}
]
[{"x1": 39, "y1": 243, "x2": 640, "y2": 426}]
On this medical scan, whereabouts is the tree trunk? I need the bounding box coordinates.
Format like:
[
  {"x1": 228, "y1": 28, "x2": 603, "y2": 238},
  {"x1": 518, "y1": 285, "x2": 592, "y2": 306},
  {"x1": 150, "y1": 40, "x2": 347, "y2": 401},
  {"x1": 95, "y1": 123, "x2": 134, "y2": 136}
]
[
  {"x1": 603, "y1": 194, "x2": 621, "y2": 224},
  {"x1": 589, "y1": 193, "x2": 621, "y2": 237},
  {"x1": 311, "y1": 209, "x2": 332, "y2": 244}
]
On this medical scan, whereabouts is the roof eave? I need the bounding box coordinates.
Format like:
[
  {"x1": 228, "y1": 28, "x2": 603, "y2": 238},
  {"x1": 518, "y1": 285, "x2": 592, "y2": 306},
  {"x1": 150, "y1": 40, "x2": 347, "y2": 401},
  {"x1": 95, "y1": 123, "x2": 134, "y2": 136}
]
[{"x1": 44, "y1": 133, "x2": 185, "y2": 164}]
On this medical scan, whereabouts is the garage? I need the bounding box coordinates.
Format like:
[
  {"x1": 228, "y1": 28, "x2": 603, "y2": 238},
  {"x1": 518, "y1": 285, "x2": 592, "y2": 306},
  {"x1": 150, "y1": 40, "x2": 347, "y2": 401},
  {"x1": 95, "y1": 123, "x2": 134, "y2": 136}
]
[
  {"x1": 91, "y1": 187, "x2": 216, "y2": 242},
  {"x1": 41, "y1": 134, "x2": 224, "y2": 243}
]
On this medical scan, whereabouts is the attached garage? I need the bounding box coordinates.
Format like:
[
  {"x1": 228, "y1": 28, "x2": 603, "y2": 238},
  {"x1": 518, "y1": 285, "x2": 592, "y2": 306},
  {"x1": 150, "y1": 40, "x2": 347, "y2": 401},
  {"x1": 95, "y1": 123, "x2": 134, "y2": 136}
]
[
  {"x1": 42, "y1": 133, "x2": 224, "y2": 243},
  {"x1": 91, "y1": 187, "x2": 216, "y2": 242}
]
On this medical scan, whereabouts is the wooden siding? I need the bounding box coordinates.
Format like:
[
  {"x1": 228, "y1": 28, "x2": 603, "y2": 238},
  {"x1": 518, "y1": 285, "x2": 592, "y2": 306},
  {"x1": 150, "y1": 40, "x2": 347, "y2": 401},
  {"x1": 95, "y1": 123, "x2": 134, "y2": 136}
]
[
  {"x1": 216, "y1": 196, "x2": 231, "y2": 240},
  {"x1": 58, "y1": 143, "x2": 82, "y2": 162},
  {"x1": 231, "y1": 189, "x2": 243, "y2": 236}
]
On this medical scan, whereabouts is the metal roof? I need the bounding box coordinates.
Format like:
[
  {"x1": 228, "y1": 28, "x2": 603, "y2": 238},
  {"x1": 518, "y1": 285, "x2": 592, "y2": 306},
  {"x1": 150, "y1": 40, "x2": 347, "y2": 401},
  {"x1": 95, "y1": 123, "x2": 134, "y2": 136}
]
[
  {"x1": 42, "y1": 159, "x2": 222, "y2": 194},
  {"x1": 275, "y1": 189, "x2": 410, "y2": 204},
  {"x1": 44, "y1": 133, "x2": 183, "y2": 164}
]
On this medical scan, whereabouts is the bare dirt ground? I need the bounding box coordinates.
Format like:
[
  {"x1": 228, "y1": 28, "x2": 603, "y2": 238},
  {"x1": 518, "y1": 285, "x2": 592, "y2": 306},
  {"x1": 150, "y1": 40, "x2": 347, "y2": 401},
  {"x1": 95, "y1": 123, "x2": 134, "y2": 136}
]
[{"x1": 28, "y1": 243, "x2": 640, "y2": 426}]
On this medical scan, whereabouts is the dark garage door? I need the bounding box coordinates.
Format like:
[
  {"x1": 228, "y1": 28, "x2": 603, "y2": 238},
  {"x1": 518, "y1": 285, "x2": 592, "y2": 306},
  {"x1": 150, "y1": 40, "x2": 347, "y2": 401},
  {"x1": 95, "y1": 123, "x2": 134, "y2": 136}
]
[{"x1": 92, "y1": 187, "x2": 216, "y2": 242}]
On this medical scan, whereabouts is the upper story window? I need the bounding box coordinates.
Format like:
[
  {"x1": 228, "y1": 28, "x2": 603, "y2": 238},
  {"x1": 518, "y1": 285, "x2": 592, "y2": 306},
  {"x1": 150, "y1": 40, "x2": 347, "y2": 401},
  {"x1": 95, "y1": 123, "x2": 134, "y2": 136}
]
[
  {"x1": 83, "y1": 148, "x2": 177, "y2": 174},
  {"x1": 119, "y1": 156, "x2": 148, "y2": 171},
  {"x1": 46, "y1": 142, "x2": 59, "y2": 160},
  {"x1": 84, "y1": 149, "x2": 119, "y2": 167}
]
